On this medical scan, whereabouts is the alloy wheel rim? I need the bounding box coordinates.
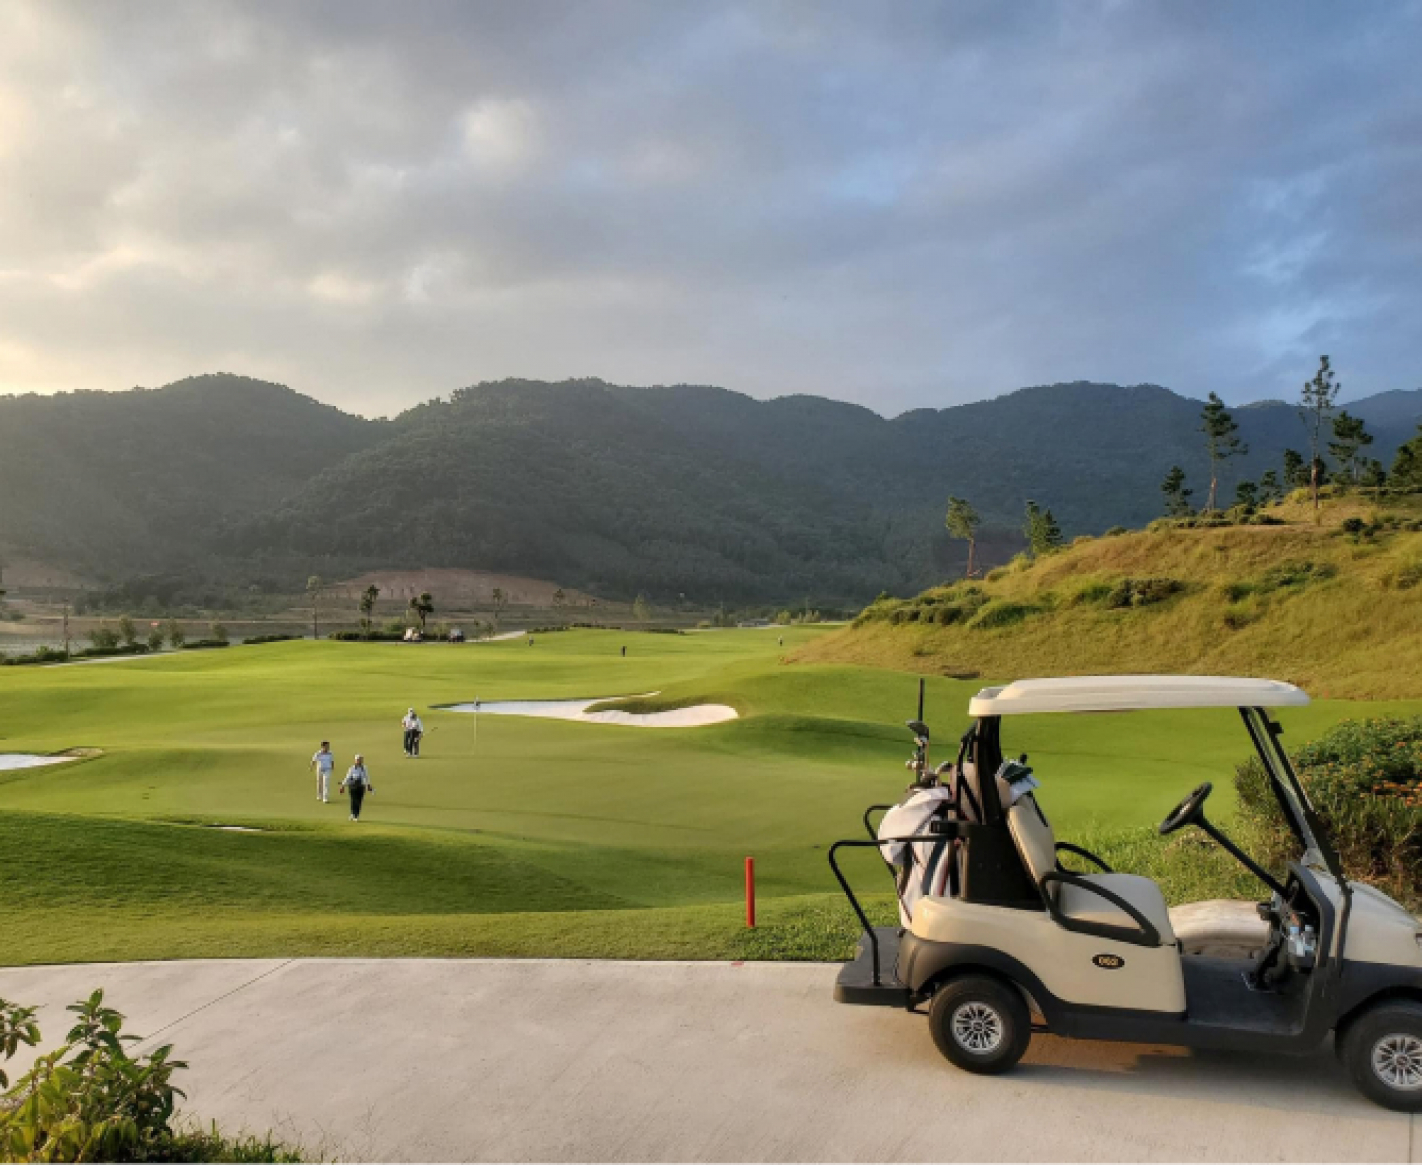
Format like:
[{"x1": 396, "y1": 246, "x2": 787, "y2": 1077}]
[
  {"x1": 951, "y1": 1001, "x2": 1004, "y2": 1054},
  {"x1": 1371, "y1": 1033, "x2": 1422, "y2": 1091}
]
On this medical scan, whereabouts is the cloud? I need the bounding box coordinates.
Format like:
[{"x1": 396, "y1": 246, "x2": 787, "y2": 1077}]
[{"x1": 0, "y1": 0, "x2": 1417, "y2": 415}]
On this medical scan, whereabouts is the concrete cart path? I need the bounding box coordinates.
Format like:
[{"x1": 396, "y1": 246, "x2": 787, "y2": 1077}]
[{"x1": 0, "y1": 959, "x2": 1416, "y2": 1163}]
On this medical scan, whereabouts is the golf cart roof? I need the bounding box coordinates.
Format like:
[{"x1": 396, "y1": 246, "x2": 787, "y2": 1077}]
[{"x1": 968, "y1": 675, "x2": 1310, "y2": 717}]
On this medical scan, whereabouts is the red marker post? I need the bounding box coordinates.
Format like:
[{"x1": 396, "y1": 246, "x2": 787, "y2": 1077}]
[{"x1": 745, "y1": 856, "x2": 756, "y2": 928}]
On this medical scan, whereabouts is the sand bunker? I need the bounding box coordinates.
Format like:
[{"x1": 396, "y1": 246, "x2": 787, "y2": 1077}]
[
  {"x1": 204, "y1": 824, "x2": 263, "y2": 833},
  {"x1": 0, "y1": 753, "x2": 77, "y2": 771},
  {"x1": 445, "y1": 695, "x2": 737, "y2": 728}
]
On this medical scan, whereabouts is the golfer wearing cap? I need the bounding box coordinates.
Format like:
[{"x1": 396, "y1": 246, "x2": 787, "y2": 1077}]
[{"x1": 402, "y1": 708, "x2": 424, "y2": 757}]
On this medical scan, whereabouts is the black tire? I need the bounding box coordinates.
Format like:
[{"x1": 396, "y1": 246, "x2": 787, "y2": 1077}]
[
  {"x1": 927, "y1": 974, "x2": 1031, "y2": 1075},
  {"x1": 1340, "y1": 1001, "x2": 1422, "y2": 1112}
]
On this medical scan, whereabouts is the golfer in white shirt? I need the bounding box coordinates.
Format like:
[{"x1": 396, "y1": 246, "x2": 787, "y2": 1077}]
[{"x1": 310, "y1": 741, "x2": 335, "y2": 802}]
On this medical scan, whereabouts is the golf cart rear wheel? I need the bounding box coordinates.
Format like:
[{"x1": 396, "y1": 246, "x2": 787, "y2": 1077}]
[
  {"x1": 1341, "y1": 1001, "x2": 1422, "y2": 1112},
  {"x1": 928, "y1": 974, "x2": 1031, "y2": 1075}
]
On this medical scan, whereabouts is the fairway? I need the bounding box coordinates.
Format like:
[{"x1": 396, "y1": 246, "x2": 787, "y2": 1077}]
[{"x1": 3, "y1": 629, "x2": 1417, "y2": 966}]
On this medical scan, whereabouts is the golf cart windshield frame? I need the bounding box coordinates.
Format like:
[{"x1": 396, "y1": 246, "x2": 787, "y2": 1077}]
[
  {"x1": 970, "y1": 704, "x2": 1343, "y2": 884},
  {"x1": 1238, "y1": 706, "x2": 1342, "y2": 881}
]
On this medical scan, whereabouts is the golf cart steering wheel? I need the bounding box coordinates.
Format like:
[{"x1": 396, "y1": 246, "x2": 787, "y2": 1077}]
[{"x1": 1159, "y1": 782, "x2": 1213, "y2": 835}]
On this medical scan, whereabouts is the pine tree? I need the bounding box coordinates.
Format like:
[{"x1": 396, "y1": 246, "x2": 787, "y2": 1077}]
[
  {"x1": 1259, "y1": 469, "x2": 1281, "y2": 503},
  {"x1": 1299, "y1": 355, "x2": 1340, "y2": 512},
  {"x1": 944, "y1": 496, "x2": 982, "y2": 577},
  {"x1": 1234, "y1": 480, "x2": 1258, "y2": 509},
  {"x1": 1391, "y1": 422, "x2": 1422, "y2": 489},
  {"x1": 1283, "y1": 448, "x2": 1308, "y2": 488},
  {"x1": 1023, "y1": 500, "x2": 1063, "y2": 556},
  {"x1": 1328, "y1": 410, "x2": 1373, "y2": 484},
  {"x1": 1200, "y1": 393, "x2": 1246, "y2": 511},
  {"x1": 1160, "y1": 466, "x2": 1193, "y2": 516}
]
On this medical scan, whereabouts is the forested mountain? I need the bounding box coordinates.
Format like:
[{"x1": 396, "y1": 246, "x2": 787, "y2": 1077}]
[{"x1": 0, "y1": 373, "x2": 1418, "y2": 604}]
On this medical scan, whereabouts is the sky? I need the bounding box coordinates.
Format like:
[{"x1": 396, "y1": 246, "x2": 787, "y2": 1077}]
[{"x1": 0, "y1": 1, "x2": 1418, "y2": 418}]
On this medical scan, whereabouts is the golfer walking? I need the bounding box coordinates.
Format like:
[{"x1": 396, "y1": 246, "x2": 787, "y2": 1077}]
[
  {"x1": 309, "y1": 741, "x2": 335, "y2": 803},
  {"x1": 340, "y1": 755, "x2": 374, "y2": 821},
  {"x1": 402, "y1": 708, "x2": 424, "y2": 757}
]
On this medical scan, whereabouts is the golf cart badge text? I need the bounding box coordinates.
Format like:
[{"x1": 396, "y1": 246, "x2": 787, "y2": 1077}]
[{"x1": 1092, "y1": 953, "x2": 1125, "y2": 970}]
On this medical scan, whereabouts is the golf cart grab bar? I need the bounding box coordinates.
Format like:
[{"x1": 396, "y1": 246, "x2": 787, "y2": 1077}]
[
  {"x1": 828, "y1": 832, "x2": 954, "y2": 986},
  {"x1": 862, "y1": 804, "x2": 895, "y2": 840},
  {"x1": 1038, "y1": 869, "x2": 1163, "y2": 948}
]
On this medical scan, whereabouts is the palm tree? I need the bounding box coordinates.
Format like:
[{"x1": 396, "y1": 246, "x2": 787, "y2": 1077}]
[
  {"x1": 408, "y1": 591, "x2": 435, "y2": 632},
  {"x1": 490, "y1": 587, "x2": 506, "y2": 626},
  {"x1": 359, "y1": 584, "x2": 380, "y2": 637}
]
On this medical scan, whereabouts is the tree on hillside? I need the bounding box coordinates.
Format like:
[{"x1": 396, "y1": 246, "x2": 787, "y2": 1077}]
[
  {"x1": 1023, "y1": 500, "x2": 1063, "y2": 556},
  {"x1": 1259, "y1": 469, "x2": 1282, "y2": 503},
  {"x1": 1391, "y1": 422, "x2": 1422, "y2": 489},
  {"x1": 1283, "y1": 448, "x2": 1307, "y2": 489},
  {"x1": 408, "y1": 591, "x2": 435, "y2": 632},
  {"x1": 1329, "y1": 410, "x2": 1373, "y2": 484},
  {"x1": 117, "y1": 615, "x2": 137, "y2": 648},
  {"x1": 490, "y1": 587, "x2": 506, "y2": 626},
  {"x1": 1360, "y1": 459, "x2": 1387, "y2": 488},
  {"x1": 1234, "y1": 480, "x2": 1259, "y2": 509},
  {"x1": 1160, "y1": 466, "x2": 1193, "y2": 516},
  {"x1": 358, "y1": 584, "x2": 380, "y2": 637},
  {"x1": 944, "y1": 496, "x2": 982, "y2": 578},
  {"x1": 1200, "y1": 393, "x2": 1246, "y2": 511},
  {"x1": 1299, "y1": 355, "x2": 1340, "y2": 512},
  {"x1": 306, "y1": 575, "x2": 323, "y2": 639}
]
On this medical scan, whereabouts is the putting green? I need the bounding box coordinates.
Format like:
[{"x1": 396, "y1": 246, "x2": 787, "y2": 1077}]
[{"x1": 1, "y1": 629, "x2": 1415, "y2": 965}]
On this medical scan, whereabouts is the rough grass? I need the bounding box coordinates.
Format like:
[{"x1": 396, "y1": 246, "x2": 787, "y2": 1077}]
[{"x1": 802, "y1": 493, "x2": 1422, "y2": 699}]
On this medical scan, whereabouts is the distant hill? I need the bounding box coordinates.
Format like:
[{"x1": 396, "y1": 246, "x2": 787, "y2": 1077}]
[
  {"x1": 0, "y1": 373, "x2": 1418, "y2": 605},
  {"x1": 794, "y1": 492, "x2": 1422, "y2": 700}
]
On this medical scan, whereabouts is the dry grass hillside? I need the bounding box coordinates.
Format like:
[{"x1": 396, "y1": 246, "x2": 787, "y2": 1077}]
[{"x1": 795, "y1": 491, "x2": 1422, "y2": 699}]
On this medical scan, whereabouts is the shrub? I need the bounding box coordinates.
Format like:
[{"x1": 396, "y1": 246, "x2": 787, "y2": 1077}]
[
  {"x1": 166, "y1": 620, "x2": 185, "y2": 649},
  {"x1": 145, "y1": 626, "x2": 165, "y2": 651},
  {"x1": 1220, "y1": 580, "x2": 1254, "y2": 602},
  {"x1": 1105, "y1": 577, "x2": 1184, "y2": 609},
  {"x1": 984, "y1": 567, "x2": 1007, "y2": 582},
  {"x1": 968, "y1": 601, "x2": 1041, "y2": 630},
  {"x1": 244, "y1": 633, "x2": 298, "y2": 645},
  {"x1": 117, "y1": 615, "x2": 138, "y2": 648},
  {"x1": 89, "y1": 624, "x2": 120, "y2": 651},
  {"x1": 1104, "y1": 525, "x2": 1128, "y2": 537},
  {"x1": 0, "y1": 646, "x2": 69, "y2": 667},
  {"x1": 209, "y1": 622, "x2": 229, "y2": 645},
  {"x1": 1383, "y1": 555, "x2": 1422, "y2": 591},
  {"x1": 0, "y1": 991, "x2": 299, "y2": 1162},
  {"x1": 180, "y1": 639, "x2": 230, "y2": 650},
  {"x1": 1255, "y1": 560, "x2": 1336, "y2": 593},
  {"x1": 1222, "y1": 600, "x2": 1261, "y2": 630},
  {"x1": 1236, "y1": 717, "x2": 1422, "y2": 909}
]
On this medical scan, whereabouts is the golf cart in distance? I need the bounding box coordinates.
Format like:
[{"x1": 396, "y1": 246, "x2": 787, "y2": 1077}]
[{"x1": 830, "y1": 676, "x2": 1422, "y2": 1111}]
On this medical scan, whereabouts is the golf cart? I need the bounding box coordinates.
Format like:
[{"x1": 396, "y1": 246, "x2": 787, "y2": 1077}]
[{"x1": 830, "y1": 676, "x2": 1422, "y2": 1111}]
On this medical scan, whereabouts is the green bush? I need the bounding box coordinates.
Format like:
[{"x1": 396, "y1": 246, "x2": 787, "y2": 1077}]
[
  {"x1": 1383, "y1": 555, "x2": 1422, "y2": 591},
  {"x1": 1105, "y1": 577, "x2": 1183, "y2": 609},
  {"x1": 1255, "y1": 560, "x2": 1336, "y2": 593},
  {"x1": 243, "y1": 634, "x2": 298, "y2": 646},
  {"x1": 89, "y1": 625, "x2": 120, "y2": 651},
  {"x1": 968, "y1": 600, "x2": 1041, "y2": 630},
  {"x1": 1104, "y1": 526, "x2": 1128, "y2": 537},
  {"x1": 0, "y1": 991, "x2": 298, "y2": 1163},
  {"x1": 0, "y1": 647, "x2": 69, "y2": 667},
  {"x1": 1222, "y1": 600, "x2": 1261, "y2": 630},
  {"x1": 1236, "y1": 717, "x2": 1422, "y2": 909}
]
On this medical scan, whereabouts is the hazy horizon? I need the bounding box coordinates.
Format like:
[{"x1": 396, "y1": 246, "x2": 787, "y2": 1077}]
[{"x1": 2, "y1": 1, "x2": 1418, "y2": 415}]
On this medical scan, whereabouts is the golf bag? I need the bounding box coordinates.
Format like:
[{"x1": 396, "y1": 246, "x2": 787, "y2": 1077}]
[{"x1": 877, "y1": 784, "x2": 957, "y2": 925}]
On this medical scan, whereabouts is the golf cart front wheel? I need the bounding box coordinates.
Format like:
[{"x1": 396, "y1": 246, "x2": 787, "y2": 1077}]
[
  {"x1": 928, "y1": 974, "x2": 1031, "y2": 1075},
  {"x1": 1341, "y1": 1001, "x2": 1422, "y2": 1112}
]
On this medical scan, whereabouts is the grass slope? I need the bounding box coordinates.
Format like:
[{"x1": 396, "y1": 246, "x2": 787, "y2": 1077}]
[
  {"x1": 799, "y1": 493, "x2": 1422, "y2": 699},
  {"x1": 2, "y1": 626, "x2": 1416, "y2": 965}
]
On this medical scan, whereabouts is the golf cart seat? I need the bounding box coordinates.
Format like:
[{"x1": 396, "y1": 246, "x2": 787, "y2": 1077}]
[{"x1": 1008, "y1": 794, "x2": 1175, "y2": 947}]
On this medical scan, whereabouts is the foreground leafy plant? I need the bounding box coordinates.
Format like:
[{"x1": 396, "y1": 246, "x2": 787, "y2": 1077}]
[{"x1": 0, "y1": 991, "x2": 299, "y2": 1163}]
